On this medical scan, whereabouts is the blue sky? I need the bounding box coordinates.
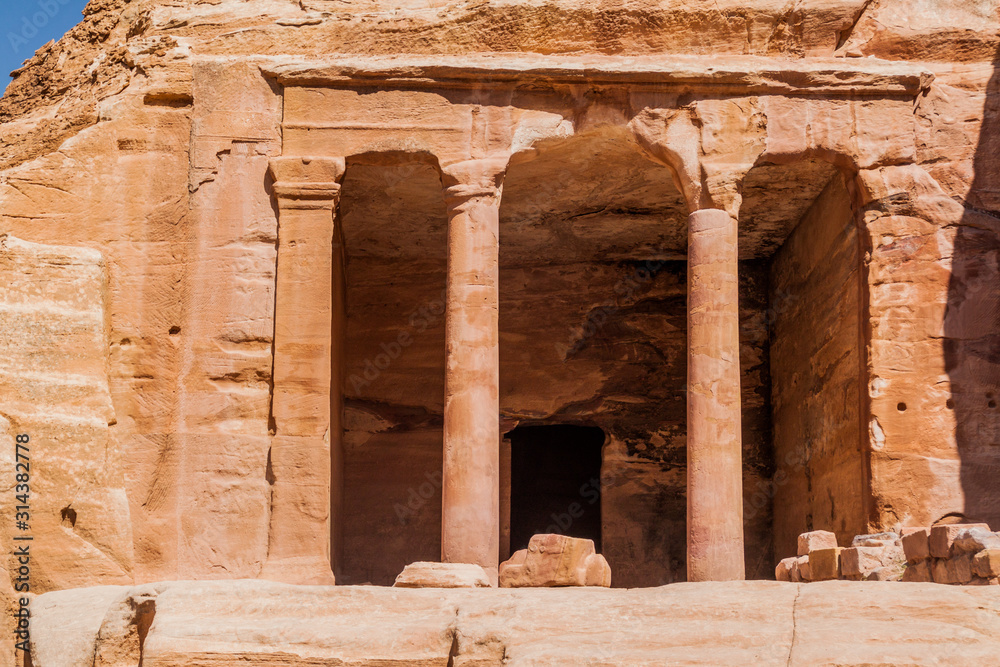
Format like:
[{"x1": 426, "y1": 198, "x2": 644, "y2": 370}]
[{"x1": 1, "y1": 0, "x2": 90, "y2": 84}]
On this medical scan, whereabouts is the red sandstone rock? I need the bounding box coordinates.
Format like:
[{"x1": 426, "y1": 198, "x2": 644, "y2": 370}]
[
  {"x1": 807, "y1": 548, "x2": 842, "y2": 581},
  {"x1": 0, "y1": 236, "x2": 134, "y2": 593},
  {"x1": 796, "y1": 555, "x2": 812, "y2": 582},
  {"x1": 952, "y1": 528, "x2": 1000, "y2": 554},
  {"x1": 775, "y1": 557, "x2": 796, "y2": 582},
  {"x1": 902, "y1": 560, "x2": 932, "y2": 583},
  {"x1": 933, "y1": 555, "x2": 975, "y2": 585},
  {"x1": 841, "y1": 546, "x2": 904, "y2": 581},
  {"x1": 798, "y1": 531, "x2": 838, "y2": 557},
  {"x1": 930, "y1": 524, "x2": 991, "y2": 559},
  {"x1": 973, "y1": 550, "x2": 1000, "y2": 580},
  {"x1": 902, "y1": 528, "x2": 931, "y2": 563},
  {"x1": 393, "y1": 562, "x2": 492, "y2": 588},
  {"x1": 499, "y1": 535, "x2": 611, "y2": 588}
]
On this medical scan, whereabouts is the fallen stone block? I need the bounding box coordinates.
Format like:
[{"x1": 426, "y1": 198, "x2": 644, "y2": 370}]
[
  {"x1": 933, "y1": 555, "x2": 974, "y2": 585},
  {"x1": 902, "y1": 560, "x2": 932, "y2": 583},
  {"x1": 797, "y1": 555, "x2": 812, "y2": 582},
  {"x1": 930, "y1": 524, "x2": 991, "y2": 558},
  {"x1": 902, "y1": 528, "x2": 931, "y2": 564},
  {"x1": 852, "y1": 532, "x2": 900, "y2": 548},
  {"x1": 952, "y1": 528, "x2": 1000, "y2": 555},
  {"x1": 972, "y1": 549, "x2": 1000, "y2": 580},
  {"x1": 808, "y1": 548, "x2": 842, "y2": 581},
  {"x1": 798, "y1": 530, "x2": 838, "y2": 556},
  {"x1": 775, "y1": 557, "x2": 796, "y2": 582},
  {"x1": 499, "y1": 534, "x2": 611, "y2": 588},
  {"x1": 393, "y1": 562, "x2": 492, "y2": 588},
  {"x1": 951, "y1": 555, "x2": 975, "y2": 584},
  {"x1": 932, "y1": 559, "x2": 951, "y2": 584},
  {"x1": 790, "y1": 558, "x2": 803, "y2": 583},
  {"x1": 841, "y1": 545, "x2": 905, "y2": 581}
]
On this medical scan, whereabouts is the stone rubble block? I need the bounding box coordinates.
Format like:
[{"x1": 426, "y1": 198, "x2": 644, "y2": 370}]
[
  {"x1": 902, "y1": 560, "x2": 932, "y2": 583},
  {"x1": 931, "y1": 559, "x2": 950, "y2": 584},
  {"x1": 776, "y1": 557, "x2": 797, "y2": 582},
  {"x1": 972, "y1": 549, "x2": 1000, "y2": 580},
  {"x1": 932, "y1": 554, "x2": 974, "y2": 585},
  {"x1": 841, "y1": 546, "x2": 904, "y2": 581},
  {"x1": 952, "y1": 528, "x2": 1000, "y2": 555},
  {"x1": 790, "y1": 558, "x2": 803, "y2": 582},
  {"x1": 952, "y1": 555, "x2": 975, "y2": 585},
  {"x1": 499, "y1": 534, "x2": 611, "y2": 588},
  {"x1": 798, "y1": 530, "x2": 838, "y2": 557},
  {"x1": 852, "y1": 532, "x2": 900, "y2": 548},
  {"x1": 807, "y1": 548, "x2": 842, "y2": 581},
  {"x1": 393, "y1": 562, "x2": 493, "y2": 588},
  {"x1": 797, "y1": 555, "x2": 812, "y2": 582},
  {"x1": 929, "y1": 524, "x2": 991, "y2": 559},
  {"x1": 901, "y1": 528, "x2": 931, "y2": 564}
]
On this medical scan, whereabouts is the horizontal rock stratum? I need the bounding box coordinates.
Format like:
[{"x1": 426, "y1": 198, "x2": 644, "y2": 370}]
[{"x1": 22, "y1": 580, "x2": 1000, "y2": 666}]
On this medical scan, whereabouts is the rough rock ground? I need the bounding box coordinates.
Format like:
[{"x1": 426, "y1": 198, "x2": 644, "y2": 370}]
[{"x1": 17, "y1": 580, "x2": 1000, "y2": 666}]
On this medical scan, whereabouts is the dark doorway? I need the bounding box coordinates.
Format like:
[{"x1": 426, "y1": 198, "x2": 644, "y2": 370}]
[{"x1": 508, "y1": 425, "x2": 605, "y2": 553}]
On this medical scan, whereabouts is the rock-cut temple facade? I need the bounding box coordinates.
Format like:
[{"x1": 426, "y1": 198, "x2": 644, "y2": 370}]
[{"x1": 1, "y1": 0, "x2": 999, "y2": 601}]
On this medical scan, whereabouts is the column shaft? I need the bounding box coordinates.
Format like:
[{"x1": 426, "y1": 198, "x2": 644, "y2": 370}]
[
  {"x1": 687, "y1": 208, "x2": 745, "y2": 582},
  {"x1": 441, "y1": 160, "x2": 504, "y2": 582}
]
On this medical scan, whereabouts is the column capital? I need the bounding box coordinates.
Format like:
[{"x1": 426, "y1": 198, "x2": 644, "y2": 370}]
[
  {"x1": 441, "y1": 157, "x2": 508, "y2": 204},
  {"x1": 269, "y1": 156, "x2": 346, "y2": 209}
]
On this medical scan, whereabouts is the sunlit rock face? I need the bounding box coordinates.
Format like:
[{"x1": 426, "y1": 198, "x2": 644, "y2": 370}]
[{"x1": 1, "y1": 0, "x2": 999, "y2": 631}]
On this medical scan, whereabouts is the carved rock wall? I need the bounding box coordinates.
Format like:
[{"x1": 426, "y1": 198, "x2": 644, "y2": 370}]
[
  {"x1": 770, "y1": 173, "x2": 865, "y2": 559},
  {"x1": 0, "y1": 0, "x2": 999, "y2": 597},
  {"x1": 0, "y1": 236, "x2": 132, "y2": 592}
]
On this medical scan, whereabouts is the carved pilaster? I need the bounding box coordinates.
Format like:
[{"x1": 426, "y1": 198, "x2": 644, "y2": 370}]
[{"x1": 260, "y1": 156, "x2": 346, "y2": 586}]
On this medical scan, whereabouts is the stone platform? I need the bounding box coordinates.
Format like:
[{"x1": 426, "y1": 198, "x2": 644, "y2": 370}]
[{"x1": 18, "y1": 580, "x2": 1000, "y2": 666}]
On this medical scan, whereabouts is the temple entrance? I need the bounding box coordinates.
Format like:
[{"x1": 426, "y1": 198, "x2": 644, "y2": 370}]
[{"x1": 507, "y1": 425, "x2": 606, "y2": 553}]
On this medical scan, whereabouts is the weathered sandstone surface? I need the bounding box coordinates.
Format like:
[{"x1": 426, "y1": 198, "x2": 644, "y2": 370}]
[
  {"x1": 393, "y1": 562, "x2": 492, "y2": 588},
  {"x1": 12, "y1": 580, "x2": 1000, "y2": 666}
]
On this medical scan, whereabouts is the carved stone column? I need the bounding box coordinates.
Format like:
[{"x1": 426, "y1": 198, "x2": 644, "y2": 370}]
[
  {"x1": 440, "y1": 158, "x2": 506, "y2": 584},
  {"x1": 260, "y1": 156, "x2": 346, "y2": 585},
  {"x1": 686, "y1": 208, "x2": 745, "y2": 582}
]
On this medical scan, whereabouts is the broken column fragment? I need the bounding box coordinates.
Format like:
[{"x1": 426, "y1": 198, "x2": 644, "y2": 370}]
[{"x1": 499, "y1": 534, "x2": 611, "y2": 588}]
